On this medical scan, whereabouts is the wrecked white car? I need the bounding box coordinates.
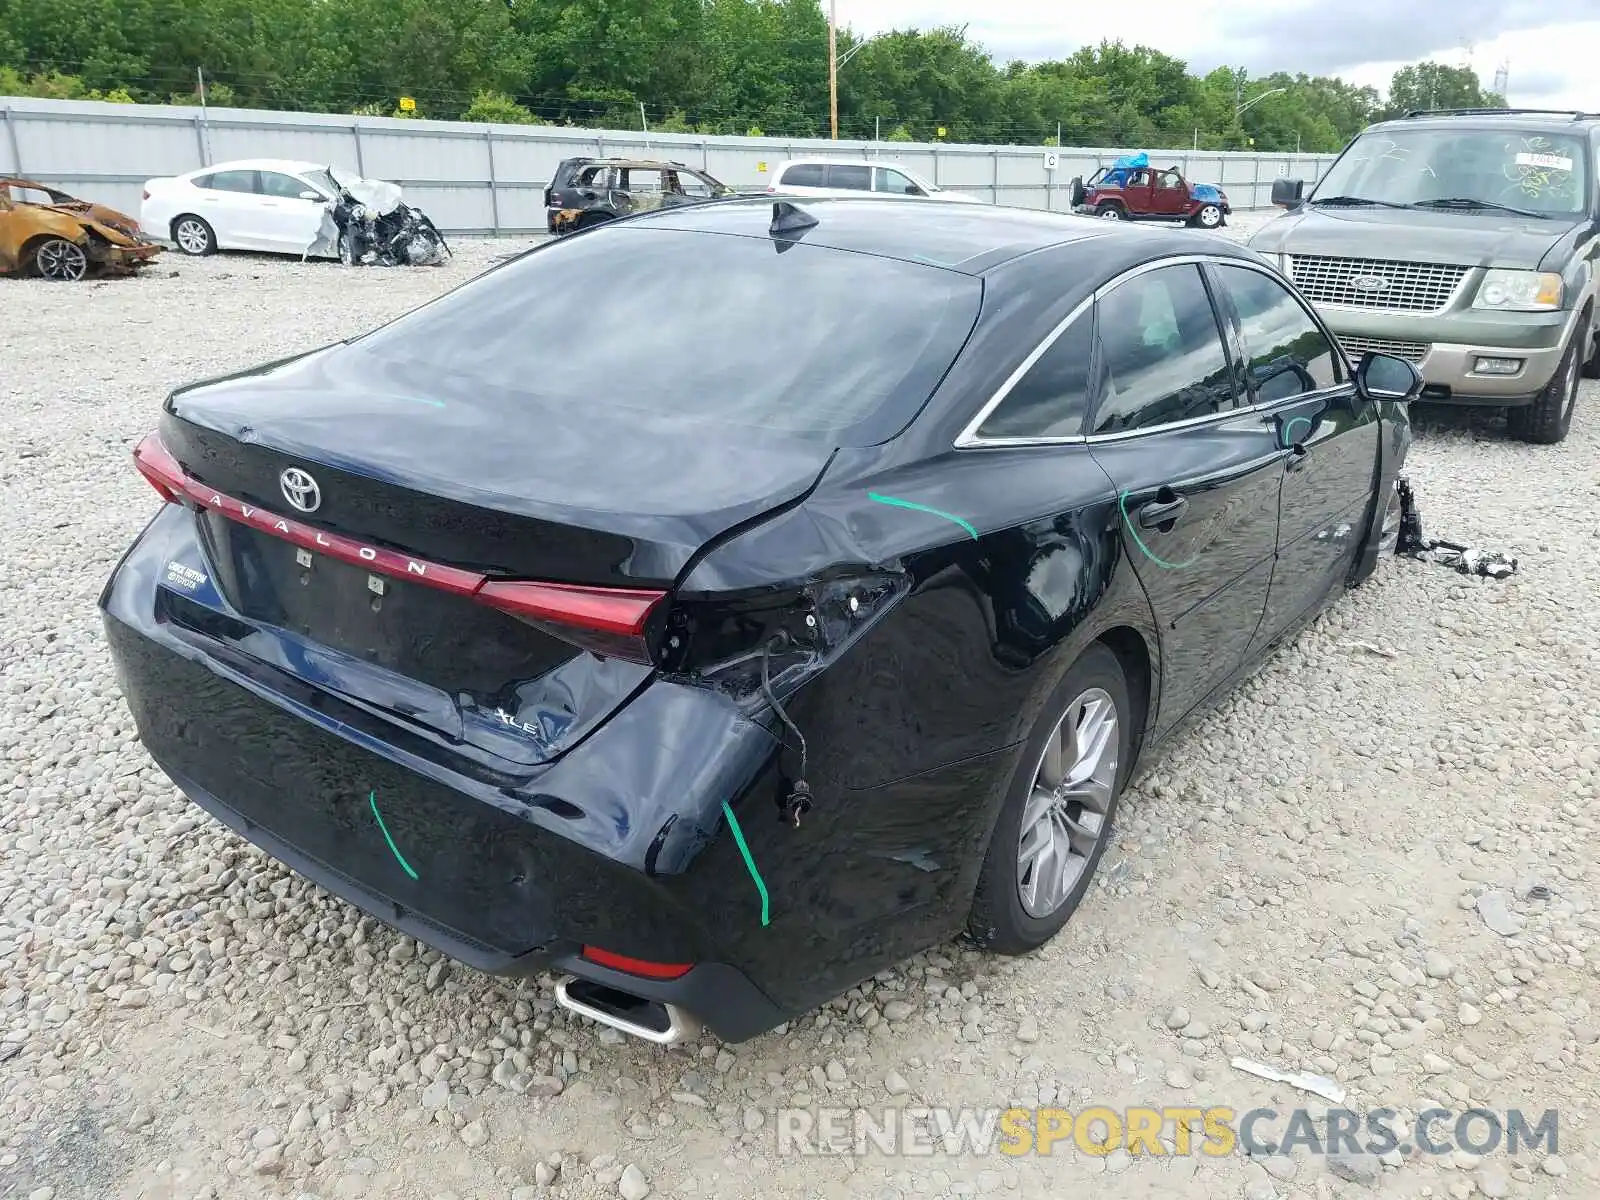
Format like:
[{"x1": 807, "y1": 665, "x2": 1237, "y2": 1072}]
[{"x1": 140, "y1": 158, "x2": 447, "y2": 266}]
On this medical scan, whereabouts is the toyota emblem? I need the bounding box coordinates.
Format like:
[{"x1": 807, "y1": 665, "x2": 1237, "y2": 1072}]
[{"x1": 279, "y1": 467, "x2": 322, "y2": 513}]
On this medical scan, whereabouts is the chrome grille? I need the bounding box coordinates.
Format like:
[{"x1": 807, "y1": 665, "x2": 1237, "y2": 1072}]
[
  {"x1": 1288, "y1": 255, "x2": 1469, "y2": 312},
  {"x1": 1338, "y1": 336, "x2": 1431, "y2": 363}
]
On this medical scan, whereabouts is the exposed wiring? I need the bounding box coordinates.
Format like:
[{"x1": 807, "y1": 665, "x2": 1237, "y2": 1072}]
[{"x1": 761, "y1": 634, "x2": 813, "y2": 826}]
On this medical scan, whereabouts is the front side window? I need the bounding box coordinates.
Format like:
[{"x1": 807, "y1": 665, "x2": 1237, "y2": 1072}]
[
  {"x1": 976, "y1": 311, "x2": 1095, "y2": 439},
  {"x1": 1311, "y1": 126, "x2": 1590, "y2": 217},
  {"x1": 1213, "y1": 264, "x2": 1341, "y2": 403},
  {"x1": 827, "y1": 164, "x2": 872, "y2": 191},
  {"x1": 259, "y1": 171, "x2": 314, "y2": 199},
  {"x1": 876, "y1": 168, "x2": 923, "y2": 196},
  {"x1": 1091, "y1": 265, "x2": 1236, "y2": 435}
]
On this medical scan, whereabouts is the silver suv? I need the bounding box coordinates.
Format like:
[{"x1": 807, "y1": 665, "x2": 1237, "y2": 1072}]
[{"x1": 1249, "y1": 108, "x2": 1600, "y2": 444}]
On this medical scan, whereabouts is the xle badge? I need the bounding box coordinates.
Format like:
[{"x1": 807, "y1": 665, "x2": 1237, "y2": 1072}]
[{"x1": 369, "y1": 791, "x2": 419, "y2": 880}]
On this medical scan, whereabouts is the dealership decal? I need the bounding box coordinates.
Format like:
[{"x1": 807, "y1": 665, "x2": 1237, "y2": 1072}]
[{"x1": 164, "y1": 561, "x2": 208, "y2": 592}]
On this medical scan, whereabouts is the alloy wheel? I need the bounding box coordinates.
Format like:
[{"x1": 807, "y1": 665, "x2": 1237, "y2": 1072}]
[
  {"x1": 1098, "y1": 207, "x2": 1122, "y2": 220},
  {"x1": 35, "y1": 238, "x2": 89, "y2": 282},
  {"x1": 1198, "y1": 205, "x2": 1222, "y2": 228},
  {"x1": 175, "y1": 219, "x2": 211, "y2": 255},
  {"x1": 1016, "y1": 687, "x2": 1119, "y2": 917}
]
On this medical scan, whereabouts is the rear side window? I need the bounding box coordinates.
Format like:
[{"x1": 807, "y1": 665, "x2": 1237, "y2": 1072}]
[
  {"x1": 351, "y1": 227, "x2": 982, "y2": 442},
  {"x1": 780, "y1": 164, "x2": 826, "y2": 187},
  {"x1": 199, "y1": 170, "x2": 257, "y2": 194},
  {"x1": 1212, "y1": 264, "x2": 1342, "y2": 401},
  {"x1": 977, "y1": 314, "x2": 1094, "y2": 439},
  {"x1": 827, "y1": 165, "x2": 872, "y2": 190},
  {"x1": 1091, "y1": 265, "x2": 1236, "y2": 435}
]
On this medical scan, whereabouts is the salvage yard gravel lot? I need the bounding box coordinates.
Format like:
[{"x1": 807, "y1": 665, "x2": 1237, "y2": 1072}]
[{"x1": 2, "y1": 212, "x2": 1597, "y2": 1200}]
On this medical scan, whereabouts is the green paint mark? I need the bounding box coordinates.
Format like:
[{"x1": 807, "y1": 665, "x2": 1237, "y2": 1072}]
[
  {"x1": 721, "y1": 801, "x2": 770, "y2": 927},
  {"x1": 1117, "y1": 490, "x2": 1200, "y2": 571},
  {"x1": 867, "y1": 491, "x2": 979, "y2": 542},
  {"x1": 396, "y1": 396, "x2": 447, "y2": 409},
  {"x1": 1281, "y1": 416, "x2": 1312, "y2": 447},
  {"x1": 369, "y1": 791, "x2": 419, "y2": 881}
]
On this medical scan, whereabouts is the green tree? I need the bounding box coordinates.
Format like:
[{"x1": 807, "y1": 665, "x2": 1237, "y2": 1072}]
[{"x1": 1384, "y1": 63, "x2": 1500, "y2": 119}]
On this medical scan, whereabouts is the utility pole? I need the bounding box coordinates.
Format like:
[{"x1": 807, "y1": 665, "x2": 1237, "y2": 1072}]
[{"x1": 828, "y1": 0, "x2": 839, "y2": 140}]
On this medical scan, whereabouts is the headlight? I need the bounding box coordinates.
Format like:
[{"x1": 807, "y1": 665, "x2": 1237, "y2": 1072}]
[{"x1": 1473, "y1": 269, "x2": 1563, "y2": 312}]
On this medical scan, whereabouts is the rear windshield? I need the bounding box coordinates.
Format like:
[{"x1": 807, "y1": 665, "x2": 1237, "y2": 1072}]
[
  {"x1": 1313, "y1": 126, "x2": 1591, "y2": 217},
  {"x1": 350, "y1": 226, "x2": 982, "y2": 443}
]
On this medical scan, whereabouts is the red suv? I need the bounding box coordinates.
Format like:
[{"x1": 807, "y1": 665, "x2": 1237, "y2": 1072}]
[{"x1": 1072, "y1": 165, "x2": 1230, "y2": 228}]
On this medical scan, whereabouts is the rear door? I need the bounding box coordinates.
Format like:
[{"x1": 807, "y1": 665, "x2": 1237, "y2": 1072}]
[
  {"x1": 191, "y1": 168, "x2": 264, "y2": 249},
  {"x1": 1085, "y1": 262, "x2": 1284, "y2": 727},
  {"x1": 825, "y1": 164, "x2": 873, "y2": 194},
  {"x1": 1206, "y1": 261, "x2": 1378, "y2": 646}
]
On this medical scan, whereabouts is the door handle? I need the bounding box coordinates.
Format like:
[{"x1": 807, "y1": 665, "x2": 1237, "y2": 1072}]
[
  {"x1": 1137, "y1": 494, "x2": 1188, "y2": 529},
  {"x1": 1285, "y1": 444, "x2": 1311, "y2": 472}
]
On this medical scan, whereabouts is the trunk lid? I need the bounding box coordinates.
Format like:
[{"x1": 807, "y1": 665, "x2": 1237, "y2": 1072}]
[{"x1": 156, "y1": 346, "x2": 835, "y2": 766}]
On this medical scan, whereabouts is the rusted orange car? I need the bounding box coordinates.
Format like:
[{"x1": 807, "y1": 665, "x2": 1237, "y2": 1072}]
[{"x1": 1, "y1": 178, "x2": 163, "y2": 281}]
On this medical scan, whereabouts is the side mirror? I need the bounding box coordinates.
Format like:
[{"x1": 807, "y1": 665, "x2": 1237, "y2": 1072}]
[
  {"x1": 299, "y1": 190, "x2": 323, "y2": 201},
  {"x1": 1357, "y1": 352, "x2": 1423, "y2": 402},
  {"x1": 1271, "y1": 178, "x2": 1306, "y2": 210}
]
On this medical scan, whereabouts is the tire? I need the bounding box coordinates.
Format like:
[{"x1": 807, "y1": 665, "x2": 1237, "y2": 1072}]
[
  {"x1": 1507, "y1": 325, "x2": 1583, "y2": 444},
  {"x1": 1190, "y1": 203, "x2": 1223, "y2": 229},
  {"x1": 1583, "y1": 312, "x2": 1600, "y2": 380},
  {"x1": 967, "y1": 643, "x2": 1131, "y2": 955},
  {"x1": 30, "y1": 236, "x2": 89, "y2": 281},
  {"x1": 1069, "y1": 176, "x2": 1086, "y2": 208},
  {"x1": 171, "y1": 215, "x2": 216, "y2": 256},
  {"x1": 1095, "y1": 203, "x2": 1124, "y2": 220},
  {"x1": 338, "y1": 230, "x2": 355, "y2": 267}
]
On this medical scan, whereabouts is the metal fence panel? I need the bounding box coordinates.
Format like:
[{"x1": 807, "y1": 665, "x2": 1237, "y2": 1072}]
[{"x1": 0, "y1": 96, "x2": 1337, "y2": 232}]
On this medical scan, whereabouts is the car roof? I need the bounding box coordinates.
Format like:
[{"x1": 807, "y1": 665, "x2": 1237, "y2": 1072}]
[
  {"x1": 1368, "y1": 109, "x2": 1600, "y2": 135},
  {"x1": 619, "y1": 194, "x2": 1246, "y2": 275},
  {"x1": 560, "y1": 157, "x2": 699, "y2": 170},
  {"x1": 185, "y1": 159, "x2": 330, "y2": 177},
  {"x1": 775, "y1": 158, "x2": 917, "y2": 171}
]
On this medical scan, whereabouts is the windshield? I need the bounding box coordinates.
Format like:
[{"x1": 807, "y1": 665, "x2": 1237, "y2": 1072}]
[
  {"x1": 351, "y1": 226, "x2": 981, "y2": 443},
  {"x1": 1312, "y1": 126, "x2": 1590, "y2": 217},
  {"x1": 302, "y1": 168, "x2": 340, "y2": 197}
]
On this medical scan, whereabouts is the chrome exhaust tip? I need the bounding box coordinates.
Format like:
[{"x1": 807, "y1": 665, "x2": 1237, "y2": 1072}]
[{"x1": 555, "y1": 976, "x2": 701, "y2": 1045}]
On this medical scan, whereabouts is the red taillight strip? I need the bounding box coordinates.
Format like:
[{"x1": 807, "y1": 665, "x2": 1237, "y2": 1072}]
[
  {"x1": 581, "y1": 946, "x2": 693, "y2": 980},
  {"x1": 133, "y1": 433, "x2": 666, "y2": 634}
]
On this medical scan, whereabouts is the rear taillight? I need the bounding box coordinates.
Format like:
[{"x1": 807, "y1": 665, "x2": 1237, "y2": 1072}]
[
  {"x1": 131, "y1": 430, "x2": 669, "y2": 663},
  {"x1": 477, "y1": 581, "x2": 666, "y2": 663},
  {"x1": 581, "y1": 946, "x2": 692, "y2": 980},
  {"x1": 133, "y1": 431, "x2": 183, "y2": 502}
]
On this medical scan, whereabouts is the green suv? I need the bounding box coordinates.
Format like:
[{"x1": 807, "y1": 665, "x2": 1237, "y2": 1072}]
[{"x1": 1250, "y1": 108, "x2": 1600, "y2": 444}]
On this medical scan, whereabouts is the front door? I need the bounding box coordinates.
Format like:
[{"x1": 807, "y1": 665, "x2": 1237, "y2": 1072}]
[
  {"x1": 255, "y1": 170, "x2": 330, "y2": 254},
  {"x1": 1152, "y1": 169, "x2": 1190, "y2": 217},
  {"x1": 1085, "y1": 262, "x2": 1285, "y2": 729},
  {"x1": 1120, "y1": 169, "x2": 1155, "y2": 215},
  {"x1": 1205, "y1": 261, "x2": 1381, "y2": 646}
]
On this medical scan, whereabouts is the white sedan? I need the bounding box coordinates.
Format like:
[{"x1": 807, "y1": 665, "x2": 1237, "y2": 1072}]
[{"x1": 140, "y1": 158, "x2": 349, "y2": 257}]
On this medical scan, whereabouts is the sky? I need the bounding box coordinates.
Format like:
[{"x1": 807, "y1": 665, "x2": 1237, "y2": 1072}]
[{"x1": 836, "y1": 0, "x2": 1600, "y2": 111}]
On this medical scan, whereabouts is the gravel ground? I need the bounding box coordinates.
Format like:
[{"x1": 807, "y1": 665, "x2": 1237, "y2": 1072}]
[{"x1": 2, "y1": 213, "x2": 1597, "y2": 1200}]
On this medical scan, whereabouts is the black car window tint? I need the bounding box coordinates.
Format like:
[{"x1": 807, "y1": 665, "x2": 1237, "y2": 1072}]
[
  {"x1": 259, "y1": 171, "x2": 310, "y2": 199},
  {"x1": 1092, "y1": 265, "x2": 1236, "y2": 435},
  {"x1": 782, "y1": 164, "x2": 826, "y2": 187},
  {"x1": 976, "y1": 312, "x2": 1095, "y2": 439},
  {"x1": 827, "y1": 164, "x2": 872, "y2": 190},
  {"x1": 204, "y1": 170, "x2": 257, "y2": 194},
  {"x1": 1214, "y1": 263, "x2": 1342, "y2": 403}
]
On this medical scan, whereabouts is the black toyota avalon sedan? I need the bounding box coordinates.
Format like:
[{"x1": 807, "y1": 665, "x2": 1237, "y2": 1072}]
[{"x1": 101, "y1": 197, "x2": 1420, "y2": 1044}]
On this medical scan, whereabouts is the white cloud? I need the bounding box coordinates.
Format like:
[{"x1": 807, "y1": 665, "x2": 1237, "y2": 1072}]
[{"x1": 834, "y1": 1, "x2": 1600, "y2": 111}]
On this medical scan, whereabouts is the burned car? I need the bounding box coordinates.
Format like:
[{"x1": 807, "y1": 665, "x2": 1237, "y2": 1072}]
[
  {"x1": 1, "y1": 178, "x2": 162, "y2": 281},
  {"x1": 545, "y1": 158, "x2": 736, "y2": 235}
]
